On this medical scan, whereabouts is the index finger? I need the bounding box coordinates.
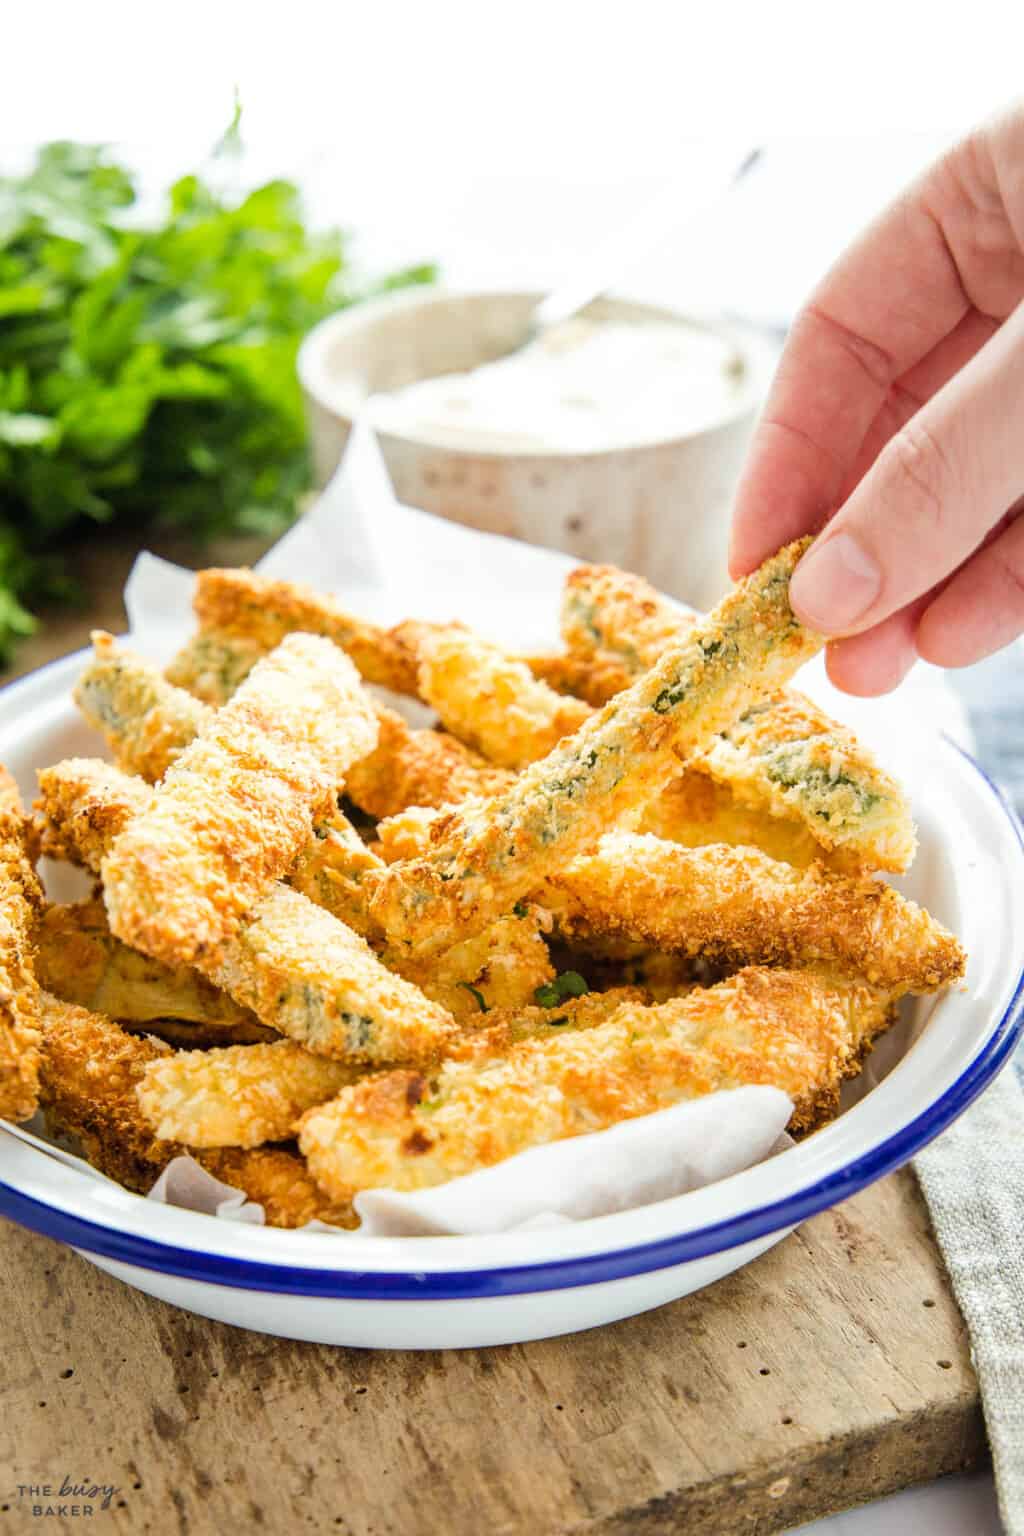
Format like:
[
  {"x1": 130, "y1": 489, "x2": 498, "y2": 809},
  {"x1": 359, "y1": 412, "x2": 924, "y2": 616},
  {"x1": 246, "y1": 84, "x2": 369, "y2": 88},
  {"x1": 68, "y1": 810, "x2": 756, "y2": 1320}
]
[{"x1": 728, "y1": 157, "x2": 972, "y2": 577}]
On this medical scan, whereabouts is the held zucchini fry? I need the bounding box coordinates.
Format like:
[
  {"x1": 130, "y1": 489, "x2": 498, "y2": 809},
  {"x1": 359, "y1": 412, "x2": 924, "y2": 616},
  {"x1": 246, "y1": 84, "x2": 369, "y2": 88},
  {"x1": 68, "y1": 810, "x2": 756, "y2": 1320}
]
[
  {"x1": 102, "y1": 634, "x2": 379, "y2": 968},
  {"x1": 551, "y1": 834, "x2": 965, "y2": 994},
  {"x1": 137, "y1": 1039, "x2": 362, "y2": 1148},
  {"x1": 37, "y1": 760, "x2": 457, "y2": 1065},
  {"x1": 75, "y1": 631, "x2": 213, "y2": 782},
  {"x1": 562, "y1": 562, "x2": 916, "y2": 873},
  {"x1": 416, "y1": 626, "x2": 592, "y2": 768},
  {"x1": 0, "y1": 769, "x2": 43, "y2": 1122},
  {"x1": 366, "y1": 539, "x2": 822, "y2": 955},
  {"x1": 168, "y1": 567, "x2": 420, "y2": 699},
  {"x1": 34, "y1": 897, "x2": 272, "y2": 1039},
  {"x1": 37, "y1": 994, "x2": 354, "y2": 1226},
  {"x1": 299, "y1": 967, "x2": 895, "y2": 1198}
]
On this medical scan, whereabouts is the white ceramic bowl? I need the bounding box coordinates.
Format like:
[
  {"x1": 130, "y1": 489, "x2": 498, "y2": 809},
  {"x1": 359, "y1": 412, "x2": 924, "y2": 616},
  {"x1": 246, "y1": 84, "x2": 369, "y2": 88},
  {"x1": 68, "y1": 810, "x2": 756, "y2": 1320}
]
[
  {"x1": 298, "y1": 289, "x2": 778, "y2": 611},
  {"x1": 1, "y1": 647, "x2": 1022, "y2": 1349}
]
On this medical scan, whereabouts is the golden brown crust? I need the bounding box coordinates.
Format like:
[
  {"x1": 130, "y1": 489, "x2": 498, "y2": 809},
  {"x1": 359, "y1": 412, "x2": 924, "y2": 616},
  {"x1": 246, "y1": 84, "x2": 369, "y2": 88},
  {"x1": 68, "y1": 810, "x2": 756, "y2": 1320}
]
[
  {"x1": 638, "y1": 767, "x2": 837, "y2": 868},
  {"x1": 38, "y1": 994, "x2": 354, "y2": 1225},
  {"x1": 367, "y1": 539, "x2": 821, "y2": 955},
  {"x1": 34, "y1": 897, "x2": 269, "y2": 1035},
  {"x1": 75, "y1": 631, "x2": 213, "y2": 783},
  {"x1": 693, "y1": 691, "x2": 917, "y2": 873},
  {"x1": 0, "y1": 773, "x2": 43, "y2": 1121},
  {"x1": 36, "y1": 760, "x2": 457, "y2": 1066},
  {"x1": 187, "y1": 567, "x2": 420, "y2": 695},
  {"x1": 344, "y1": 706, "x2": 512, "y2": 820},
  {"x1": 523, "y1": 652, "x2": 635, "y2": 707},
  {"x1": 561, "y1": 563, "x2": 697, "y2": 666},
  {"x1": 552, "y1": 834, "x2": 965, "y2": 994},
  {"x1": 137, "y1": 1039, "x2": 362, "y2": 1148},
  {"x1": 299, "y1": 968, "x2": 893, "y2": 1197},
  {"x1": 102, "y1": 634, "x2": 378, "y2": 968},
  {"x1": 416, "y1": 626, "x2": 592, "y2": 769}
]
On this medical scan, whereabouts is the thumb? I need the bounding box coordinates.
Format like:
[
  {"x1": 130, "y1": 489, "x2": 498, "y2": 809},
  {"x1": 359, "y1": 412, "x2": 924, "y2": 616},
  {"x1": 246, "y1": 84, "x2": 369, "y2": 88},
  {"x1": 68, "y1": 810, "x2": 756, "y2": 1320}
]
[{"x1": 788, "y1": 299, "x2": 1024, "y2": 636}]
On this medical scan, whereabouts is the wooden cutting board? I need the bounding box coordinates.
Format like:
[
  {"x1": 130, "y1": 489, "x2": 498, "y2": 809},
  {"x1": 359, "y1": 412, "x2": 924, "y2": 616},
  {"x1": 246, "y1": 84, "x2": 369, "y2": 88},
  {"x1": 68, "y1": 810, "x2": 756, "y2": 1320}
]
[{"x1": 0, "y1": 535, "x2": 986, "y2": 1534}]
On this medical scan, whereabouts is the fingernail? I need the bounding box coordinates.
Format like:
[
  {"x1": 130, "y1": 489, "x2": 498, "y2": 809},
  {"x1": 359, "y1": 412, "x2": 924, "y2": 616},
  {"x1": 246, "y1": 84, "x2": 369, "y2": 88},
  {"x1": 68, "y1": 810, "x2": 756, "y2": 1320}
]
[{"x1": 789, "y1": 533, "x2": 881, "y2": 632}]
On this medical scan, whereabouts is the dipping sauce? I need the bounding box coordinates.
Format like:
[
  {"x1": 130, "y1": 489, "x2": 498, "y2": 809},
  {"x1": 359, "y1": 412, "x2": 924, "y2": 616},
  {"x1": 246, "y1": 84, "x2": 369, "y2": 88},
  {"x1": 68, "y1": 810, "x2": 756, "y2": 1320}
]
[{"x1": 370, "y1": 317, "x2": 747, "y2": 454}]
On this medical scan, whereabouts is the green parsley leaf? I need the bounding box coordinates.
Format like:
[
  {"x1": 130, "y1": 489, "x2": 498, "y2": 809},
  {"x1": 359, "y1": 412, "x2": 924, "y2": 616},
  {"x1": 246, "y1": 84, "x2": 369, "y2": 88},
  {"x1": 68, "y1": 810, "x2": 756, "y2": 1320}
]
[
  {"x1": 534, "y1": 970, "x2": 590, "y2": 1009},
  {"x1": 0, "y1": 118, "x2": 436, "y2": 663}
]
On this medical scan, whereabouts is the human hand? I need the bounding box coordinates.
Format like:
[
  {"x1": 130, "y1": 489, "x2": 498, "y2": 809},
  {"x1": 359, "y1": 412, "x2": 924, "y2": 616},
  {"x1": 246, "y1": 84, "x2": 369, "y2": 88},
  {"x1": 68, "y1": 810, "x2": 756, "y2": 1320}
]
[{"x1": 729, "y1": 106, "x2": 1024, "y2": 694}]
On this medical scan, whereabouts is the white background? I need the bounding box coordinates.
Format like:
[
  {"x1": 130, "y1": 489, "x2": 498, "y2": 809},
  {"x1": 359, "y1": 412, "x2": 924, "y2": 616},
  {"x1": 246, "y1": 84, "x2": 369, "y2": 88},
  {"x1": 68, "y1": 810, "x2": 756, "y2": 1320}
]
[{"x1": 4, "y1": 3, "x2": 1019, "y2": 1530}]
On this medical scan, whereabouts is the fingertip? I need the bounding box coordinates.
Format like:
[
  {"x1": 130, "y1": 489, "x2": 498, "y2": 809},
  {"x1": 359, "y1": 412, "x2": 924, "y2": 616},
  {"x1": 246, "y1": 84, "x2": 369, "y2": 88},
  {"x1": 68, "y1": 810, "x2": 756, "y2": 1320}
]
[{"x1": 823, "y1": 619, "x2": 919, "y2": 697}]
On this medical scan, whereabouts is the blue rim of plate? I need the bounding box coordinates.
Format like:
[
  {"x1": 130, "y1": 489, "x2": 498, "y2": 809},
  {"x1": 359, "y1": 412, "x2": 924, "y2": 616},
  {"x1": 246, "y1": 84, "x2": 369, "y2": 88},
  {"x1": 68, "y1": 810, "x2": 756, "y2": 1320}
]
[{"x1": 1, "y1": 732, "x2": 1022, "y2": 1301}]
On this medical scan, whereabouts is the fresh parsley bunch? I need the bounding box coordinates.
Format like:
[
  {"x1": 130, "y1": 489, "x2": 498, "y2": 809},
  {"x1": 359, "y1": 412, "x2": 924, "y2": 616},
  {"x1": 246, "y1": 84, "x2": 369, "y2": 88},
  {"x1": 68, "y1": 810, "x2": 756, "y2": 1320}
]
[{"x1": 0, "y1": 129, "x2": 434, "y2": 660}]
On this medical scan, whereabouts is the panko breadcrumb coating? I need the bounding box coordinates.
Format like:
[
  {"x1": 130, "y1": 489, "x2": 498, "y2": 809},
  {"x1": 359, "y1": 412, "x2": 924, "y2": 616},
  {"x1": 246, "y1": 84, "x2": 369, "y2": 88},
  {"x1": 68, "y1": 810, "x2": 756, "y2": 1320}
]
[
  {"x1": 75, "y1": 631, "x2": 213, "y2": 782},
  {"x1": 386, "y1": 910, "x2": 555, "y2": 1020},
  {"x1": 344, "y1": 705, "x2": 512, "y2": 820},
  {"x1": 638, "y1": 768, "x2": 834, "y2": 868},
  {"x1": 562, "y1": 562, "x2": 916, "y2": 873},
  {"x1": 37, "y1": 759, "x2": 457, "y2": 1065},
  {"x1": 522, "y1": 651, "x2": 634, "y2": 707},
  {"x1": 299, "y1": 968, "x2": 895, "y2": 1198},
  {"x1": 89, "y1": 635, "x2": 512, "y2": 820},
  {"x1": 37, "y1": 993, "x2": 354, "y2": 1226},
  {"x1": 562, "y1": 562, "x2": 697, "y2": 667},
  {"x1": 165, "y1": 627, "x2": 271, "y2": 706},
  {"x1": 34, "y1": 897, "x2": 270, "y2": 1037},
  {"x1": 0, "y1": 769, "x2": 43, "y2": 1122},
  {"x1": 102, "y1": 634, "x2": 379, "y2": 968},
  {"x1": 137, "y1": 1039, "x2": 361, "y2": 1148},
  {"x1": 169, "y1": 566, "x2": 420, "y2": 698},
  {"x1": 416, "y1": 626, "x2": 592, "y2": 768},
  {"x1": 552, "y1": 834, "x2": 965, "y2": 994},
  {"x1": 366, "y1": 540, "x2": 822, "y2": 955},
  {"x1": 694, "y1": 692, "x2": 917, "y2": 873}
]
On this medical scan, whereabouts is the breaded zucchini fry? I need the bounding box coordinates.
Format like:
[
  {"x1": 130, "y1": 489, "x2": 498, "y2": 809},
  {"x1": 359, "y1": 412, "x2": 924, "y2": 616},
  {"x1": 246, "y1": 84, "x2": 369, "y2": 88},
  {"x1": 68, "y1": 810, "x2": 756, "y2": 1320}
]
[
  {"x1": 695, "y1": 692, "x2": 917, "y2": 872},
  {"x1": 416, "y1": 627, "x2": 592, "y2": 768},
  {"x1": 344, "y1": 705, "x2": 513, "y2": 820},
  {"x1": 523, "y1": 651, "x2": 634, "y2": 707},
  {"x1": 299, "y1": 968, "x2": 894, "y2": 1197},
  {"x1": 552, "y1": 834, "x2": 965, "y2": 994},
  {"x1": 96, "y1": 633, "x2": 511, "y2": 818},
  {"x1": 168, "y1": 567, "x2": 420, "y2": 699},
  {"x1": 562, "y1": 562, "x2": 697, "y2": 667},
  {"x1": 204, "y1": 884, "x2": 455, "y2": 1063},
  {"x1": 75, "y1": 631, "x2": 213, "y2": 782},
  {"x1": 0, "y1": 771, "x2": 43, "y2": 1121},
  {"x1": 203, "y1": 1146, "x2": 357, "y2": 1229},
  {"x1": 137, "y1": 1039, "x2": 361, "y2": 1148},
  {"x1": 366, "y1": 540, "x2": 821, "y2": 955},
  {"x1": 562, "y1": 564, "x2": 916, "y2": 873},
  {"x1": 36, "y1": 759, "x2": 151, "y2": 868},
  {"x1": 288, "y1": 807, "x2": 384, "y2": 938},
  {"x1": 165, "y1": 627, "x2": 269, "y2": 706},
  {"x1": 637, "y1": 768, "x2": 831, "y2": 868},
  {"x1": 386, "y1": 910, "x2": 555, "y2": 1020},
  {"x1": 37, "y1": 761, "x2": 456, "y2": 1065},
  {"x1": 37, "y1": 994, "x2": 354, "y2": 1225},
  {"x1": 34, "y1": 897, "x2": 272, "y2": 1038},
  {"x1": 102, "y1": 634, "x2": 379, "y2": 967}
]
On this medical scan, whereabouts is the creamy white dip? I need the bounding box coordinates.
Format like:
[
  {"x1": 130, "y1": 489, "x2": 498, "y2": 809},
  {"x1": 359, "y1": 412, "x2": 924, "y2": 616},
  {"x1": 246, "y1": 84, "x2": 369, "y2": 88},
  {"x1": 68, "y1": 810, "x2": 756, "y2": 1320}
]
[{"x1": 370, "y1": 317, "x2": 746, "y2": 453}]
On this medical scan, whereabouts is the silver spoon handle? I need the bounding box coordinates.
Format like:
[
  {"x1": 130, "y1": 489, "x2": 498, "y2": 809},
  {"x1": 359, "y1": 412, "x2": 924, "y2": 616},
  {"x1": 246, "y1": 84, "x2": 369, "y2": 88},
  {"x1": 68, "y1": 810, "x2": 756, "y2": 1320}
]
[{"x1": 531, "y1": 146, "x2": 763, "y2": 337}]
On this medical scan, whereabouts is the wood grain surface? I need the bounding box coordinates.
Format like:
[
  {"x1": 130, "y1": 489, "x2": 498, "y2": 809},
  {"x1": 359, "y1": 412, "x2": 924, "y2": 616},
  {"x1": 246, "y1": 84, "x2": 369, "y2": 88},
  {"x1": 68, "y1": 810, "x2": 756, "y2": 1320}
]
[{"x1": 0, "y1": 533, "x2": 988, "y2": 1535}]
